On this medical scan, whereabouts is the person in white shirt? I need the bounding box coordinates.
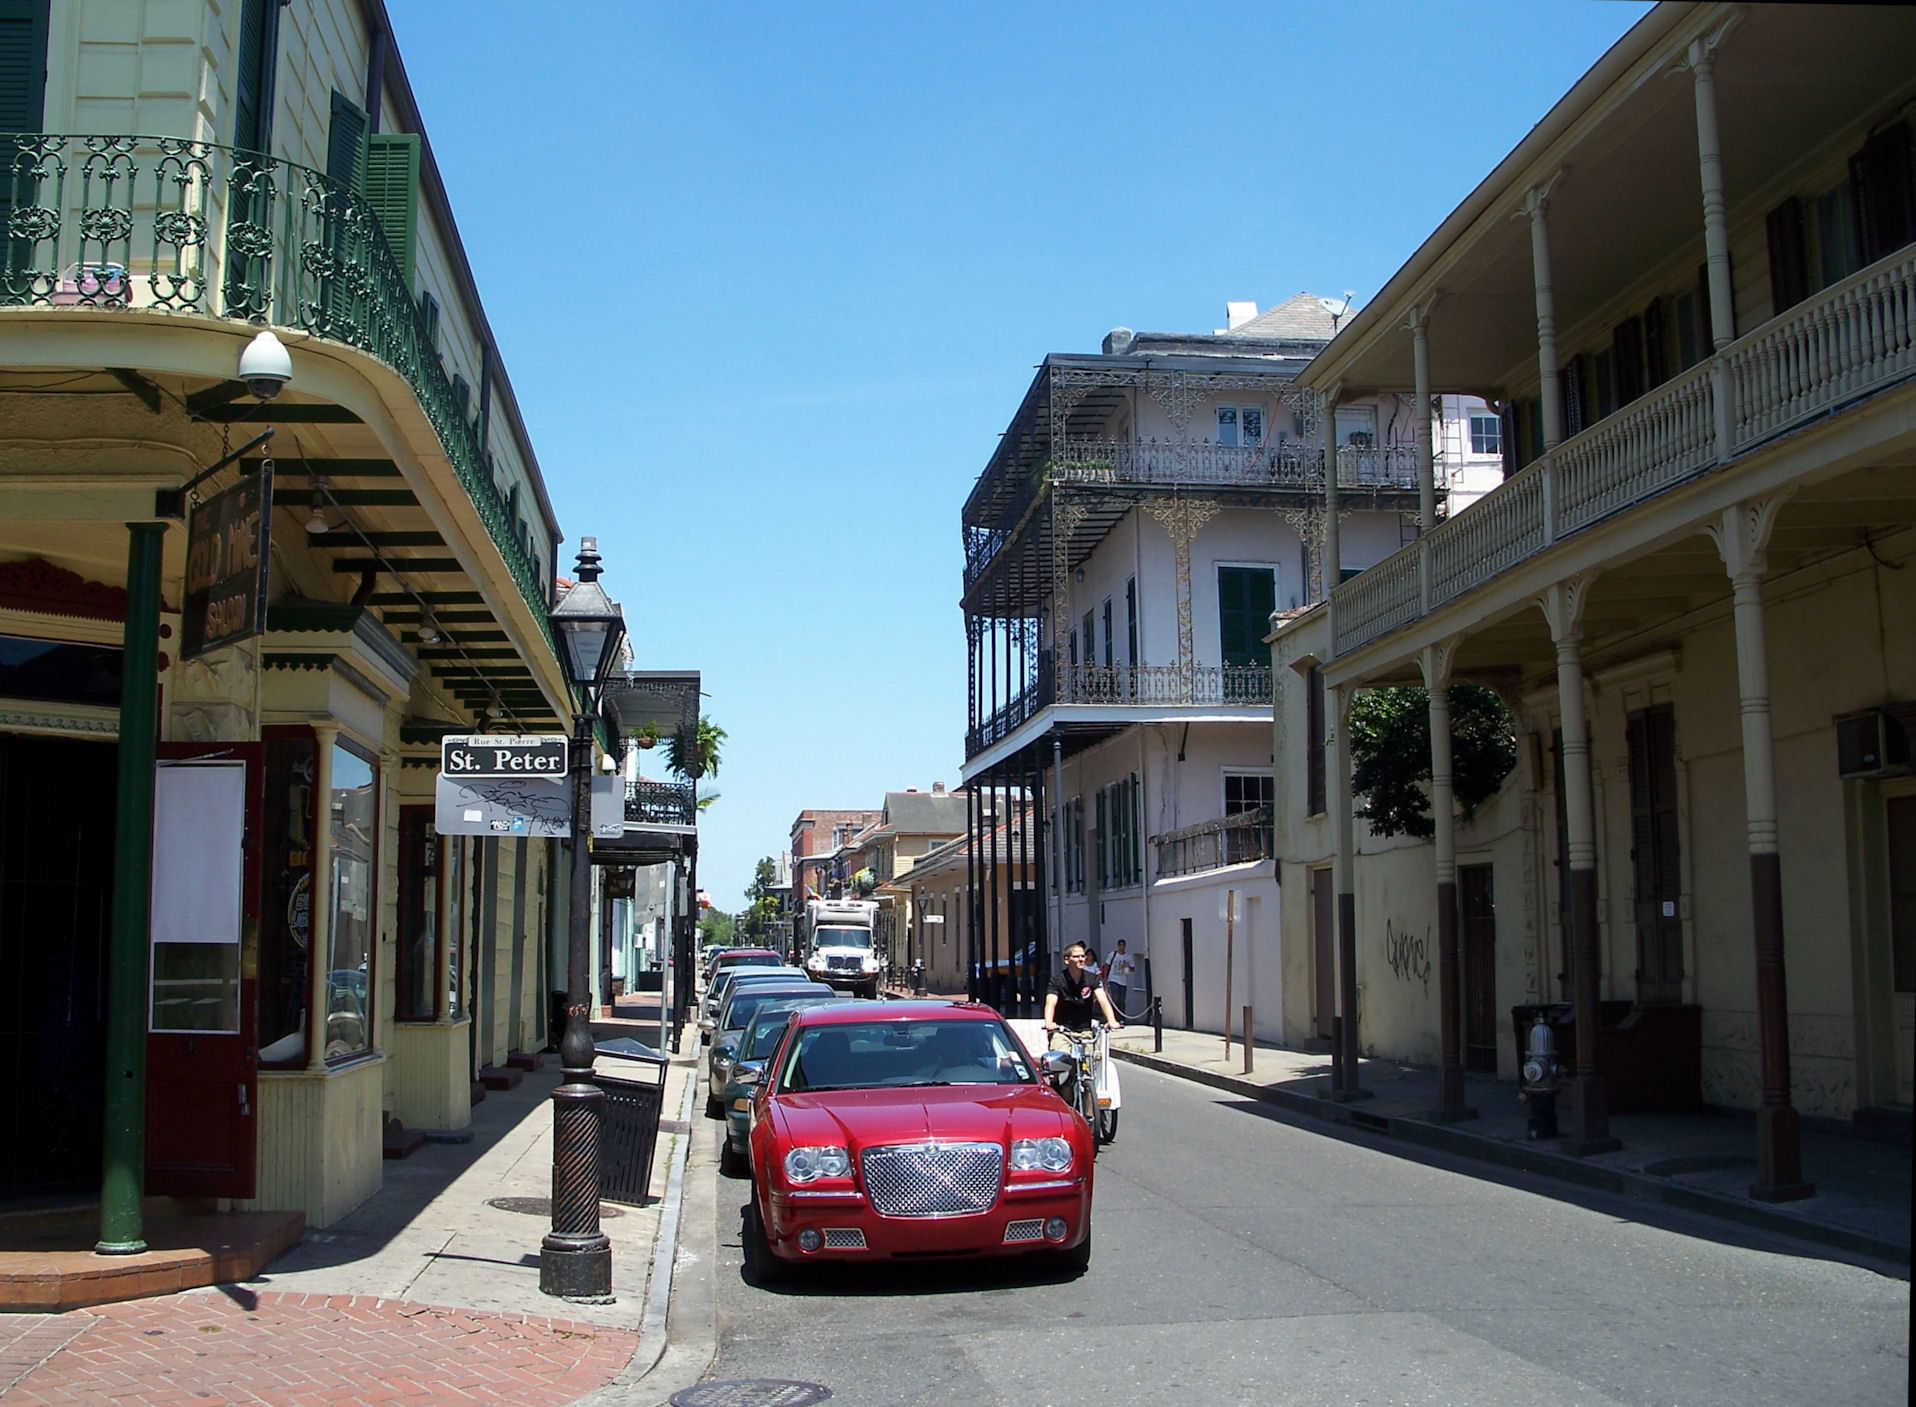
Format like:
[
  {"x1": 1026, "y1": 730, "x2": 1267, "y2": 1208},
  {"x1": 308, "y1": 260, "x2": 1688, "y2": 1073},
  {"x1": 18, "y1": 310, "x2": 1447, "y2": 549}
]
[{"x1": 1104, "y1": 939, "x2": 1137, "y2": 1020}]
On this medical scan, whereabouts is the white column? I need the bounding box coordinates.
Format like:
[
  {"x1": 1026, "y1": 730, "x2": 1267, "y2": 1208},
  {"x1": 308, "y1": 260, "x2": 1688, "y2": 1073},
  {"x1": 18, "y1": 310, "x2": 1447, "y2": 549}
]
[
  {"x1": 1526, "y1": 177, "x2": 1565, "y2": 543},
  {"x1": 1687, "y1": 22, "x2": 1740, "y2": 459},
  {"x1": 1322, "y1": 385, "x2": 1342, "y2": 626},
  {"x1": 1411, "y1": 304, "x2": 1436, "y2": 611}
]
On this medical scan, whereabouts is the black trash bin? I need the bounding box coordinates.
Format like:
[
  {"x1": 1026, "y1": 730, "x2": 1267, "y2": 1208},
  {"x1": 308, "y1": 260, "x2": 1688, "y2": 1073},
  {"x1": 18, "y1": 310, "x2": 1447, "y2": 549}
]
[{"x1": 593, "y1": 1038, "x2": 669, "y2": 1205}]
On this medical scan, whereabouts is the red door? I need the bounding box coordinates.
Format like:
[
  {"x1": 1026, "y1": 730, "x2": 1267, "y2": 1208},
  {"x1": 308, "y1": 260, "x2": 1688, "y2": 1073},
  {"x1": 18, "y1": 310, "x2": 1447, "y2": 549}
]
[{"x1": 145, "y1": 743, "x2": 261, "y2": 1199}]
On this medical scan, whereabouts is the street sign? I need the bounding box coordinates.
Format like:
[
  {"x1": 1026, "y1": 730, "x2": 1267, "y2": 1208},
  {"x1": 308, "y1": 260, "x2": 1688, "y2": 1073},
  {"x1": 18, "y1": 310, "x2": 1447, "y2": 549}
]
[
  {"x1": 181, "y1": 464, "x2": 271, "y2": 660},
  {"x1": 434, "y1": 772, "x2": 626, "y2": 839},
  {"x1": 440, "y1": 734, "x2": 568, "y2": 779}
]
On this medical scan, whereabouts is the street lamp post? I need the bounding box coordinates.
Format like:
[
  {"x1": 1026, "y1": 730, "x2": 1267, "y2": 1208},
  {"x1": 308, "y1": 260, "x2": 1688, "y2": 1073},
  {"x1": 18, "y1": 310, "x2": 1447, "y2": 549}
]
[{"x1": 541, "y1": 537, "x2": 627, "y2": 1302}]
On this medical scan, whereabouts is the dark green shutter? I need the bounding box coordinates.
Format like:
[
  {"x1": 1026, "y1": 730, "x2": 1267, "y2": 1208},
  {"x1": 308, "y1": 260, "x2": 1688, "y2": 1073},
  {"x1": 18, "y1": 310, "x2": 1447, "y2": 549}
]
[
  {"x1": 1852, "y1": 120, "x2": 1915, "y2": 266},
  {"x1": 1766, "y1": 197, "x2": 1810, "y2": 312},
  {"x1": 0, "y1": 0, "x2": 49, "y2": 283},
  {"x1": 233, "y1": 0, "x2": 280, "y2": 155},
  {"x1": 326, "y1": 90, "x2": 368, "y2": 191},
  {"x1": 363, "y1": 132, "x2": 421, "y2": 285}
]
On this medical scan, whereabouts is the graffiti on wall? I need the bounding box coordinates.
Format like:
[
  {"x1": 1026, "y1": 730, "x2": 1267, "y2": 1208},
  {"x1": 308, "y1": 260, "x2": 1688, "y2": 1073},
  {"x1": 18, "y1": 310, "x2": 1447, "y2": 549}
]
[{"x1": 1383, "y1": 920, "x2": 1432, "y2": 996}]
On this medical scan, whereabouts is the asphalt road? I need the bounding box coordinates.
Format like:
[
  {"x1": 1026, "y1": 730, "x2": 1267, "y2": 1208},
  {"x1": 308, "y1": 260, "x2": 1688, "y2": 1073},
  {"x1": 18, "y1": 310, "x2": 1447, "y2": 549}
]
[{"x1": 698, "y1": 1063, "x2": 1909, "y2": 1407}]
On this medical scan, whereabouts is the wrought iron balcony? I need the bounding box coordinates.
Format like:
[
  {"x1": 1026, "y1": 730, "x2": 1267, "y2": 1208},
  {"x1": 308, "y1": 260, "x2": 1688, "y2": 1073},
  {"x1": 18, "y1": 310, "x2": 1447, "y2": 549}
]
[
  {"x1": 1328, "y1": 244, "x2": 1916, "y2": 658},
  {"x1": 1154, "y1": 807, "x2": 1273, "y2": 879},
  {"x1": 1045, "y1": 439, "x2": 1430, "y2": 492},
  {"x1": 965, "y1": 661, "x2": 1273, "y2": 757},
  {"x1": 625, "y1": 779, "x2": 696, "y2": 826},
  {"x1": 0, "y1": 132, "x2": 546, "y2": 624}
]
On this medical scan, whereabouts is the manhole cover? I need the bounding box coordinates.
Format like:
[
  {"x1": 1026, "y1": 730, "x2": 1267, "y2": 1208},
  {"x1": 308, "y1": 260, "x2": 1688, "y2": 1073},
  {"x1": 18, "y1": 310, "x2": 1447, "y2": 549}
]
[
  {"x1": 670, "y1": 1381, "x2": 832, "y2": 1407},
  {"x1": 485, "y1": 1196, "x2": 624, "y2": 1219}
]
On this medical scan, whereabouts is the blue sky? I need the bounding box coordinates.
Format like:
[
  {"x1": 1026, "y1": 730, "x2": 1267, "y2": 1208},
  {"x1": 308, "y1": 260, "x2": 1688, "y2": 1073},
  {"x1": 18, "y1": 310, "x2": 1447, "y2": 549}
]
[{"x1": 389, "y1": 1, "x2": 1654, "y2": 905}]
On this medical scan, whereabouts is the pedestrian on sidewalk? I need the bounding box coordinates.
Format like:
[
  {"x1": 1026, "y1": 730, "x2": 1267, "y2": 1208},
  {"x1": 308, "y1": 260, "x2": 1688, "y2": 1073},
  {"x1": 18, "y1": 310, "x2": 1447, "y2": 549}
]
[{"x1": 1104, "y1": 939, "x2": 1136, "y2": 1020}]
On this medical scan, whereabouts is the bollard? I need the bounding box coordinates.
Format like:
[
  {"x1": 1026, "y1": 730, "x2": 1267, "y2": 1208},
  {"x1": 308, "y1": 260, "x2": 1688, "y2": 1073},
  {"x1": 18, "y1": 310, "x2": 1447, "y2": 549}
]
[
  {"x1": 1152, "y1": 996, "x2": 1163, "y2": 1054},
  {"x1": 1243, "y1": 1006, "x2": 1254, "y2": 1075}
]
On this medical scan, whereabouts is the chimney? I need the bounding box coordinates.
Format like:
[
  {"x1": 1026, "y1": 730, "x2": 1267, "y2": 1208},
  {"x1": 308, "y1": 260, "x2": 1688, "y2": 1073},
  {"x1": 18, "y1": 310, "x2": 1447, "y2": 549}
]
[
  {"x1": 907, "y1": 787, "x2": 917, "y2": 793},
  {"x1": 932, "y1": 781, "x2": 946, "y2": 794},
  {"x1": 1225, "y1": 300, "x2": 1258, "y2": 331}
]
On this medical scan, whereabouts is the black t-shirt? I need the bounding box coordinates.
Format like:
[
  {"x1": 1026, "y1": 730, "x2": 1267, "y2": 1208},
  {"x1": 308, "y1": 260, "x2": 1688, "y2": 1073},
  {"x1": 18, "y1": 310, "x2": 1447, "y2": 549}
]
[{"x1": 1048, "y1": 968, "x2": 1105, "y2": 1028}]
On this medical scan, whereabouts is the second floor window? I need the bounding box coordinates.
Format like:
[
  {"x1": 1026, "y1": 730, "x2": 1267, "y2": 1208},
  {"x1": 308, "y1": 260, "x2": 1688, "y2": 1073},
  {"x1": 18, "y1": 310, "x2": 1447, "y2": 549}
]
[
  {"x1": 1223, "y1": 772, "x2": 1274, "y2": 815},
  {"x1": 1469, "y1": 411, "x2": 1502, "y2": 455},
  {"x1": 1218, "y1": 565, "x2": 1277, "y2": 668},
  {"x1": 1217, "y1": 406, "x2": 1264, "y2": 447}
]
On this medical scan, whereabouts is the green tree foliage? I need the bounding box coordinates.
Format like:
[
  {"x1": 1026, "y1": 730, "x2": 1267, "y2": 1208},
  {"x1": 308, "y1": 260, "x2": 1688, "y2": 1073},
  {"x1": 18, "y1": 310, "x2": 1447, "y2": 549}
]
[
  {"x1": 737, "y1": 857, "x2": 782, "y2": 944},
  {"x1": 666, "y1": 715, "x2": 726, "y2": 781},
  {"x1": 698, "y1": 907, "x2": 736, "y2": 947},
  {"x1": 1348, "y1": 685, "x2": 1517, "y2": 839}
]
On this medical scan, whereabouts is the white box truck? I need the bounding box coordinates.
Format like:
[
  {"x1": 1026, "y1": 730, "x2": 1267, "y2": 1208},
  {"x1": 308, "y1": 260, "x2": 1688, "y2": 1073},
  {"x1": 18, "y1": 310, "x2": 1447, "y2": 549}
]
[{"x1": 801, "y1": 897, "x2": 883, "y2": 998}]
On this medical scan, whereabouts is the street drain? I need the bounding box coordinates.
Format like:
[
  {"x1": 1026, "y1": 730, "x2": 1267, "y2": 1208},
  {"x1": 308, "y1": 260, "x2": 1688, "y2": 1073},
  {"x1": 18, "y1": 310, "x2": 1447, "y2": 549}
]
[
  {"x1": 1643, "y1": 1155, "x2": 1754, "y2": 1177},
  {"x1": 670, "y1": 1381, "x2": 832, "y2": 1407},
  {"x1": 485, "y1": 1196, "x2": 624, "y2": 1219}
]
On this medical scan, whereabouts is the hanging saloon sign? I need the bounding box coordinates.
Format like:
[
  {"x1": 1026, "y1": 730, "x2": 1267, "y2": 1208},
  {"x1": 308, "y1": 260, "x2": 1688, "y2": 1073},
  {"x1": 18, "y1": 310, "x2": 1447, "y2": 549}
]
[{"x1": 181, "y1": 463, "x2": 272, "y2": 660}]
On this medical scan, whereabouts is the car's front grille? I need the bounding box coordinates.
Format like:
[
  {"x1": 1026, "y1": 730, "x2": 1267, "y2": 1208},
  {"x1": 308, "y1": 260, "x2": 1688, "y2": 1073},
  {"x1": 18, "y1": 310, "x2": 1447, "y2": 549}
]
[
  {"x1": 826, "y1": 955, "x2": 860, "y2": 972},
  {"x1": 860, "y1": 1141, "x2": 1003, "y2": 1218},
  {"x1": 821, "y1": 1227, "x2": 867, "y2": 1249}
]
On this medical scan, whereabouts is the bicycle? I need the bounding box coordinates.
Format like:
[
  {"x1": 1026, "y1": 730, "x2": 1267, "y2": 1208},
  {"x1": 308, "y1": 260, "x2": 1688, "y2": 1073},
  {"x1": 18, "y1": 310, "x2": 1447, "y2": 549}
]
[{"x1": 1049, "y1": 1022, "x2": 1120, "y2": 1146}]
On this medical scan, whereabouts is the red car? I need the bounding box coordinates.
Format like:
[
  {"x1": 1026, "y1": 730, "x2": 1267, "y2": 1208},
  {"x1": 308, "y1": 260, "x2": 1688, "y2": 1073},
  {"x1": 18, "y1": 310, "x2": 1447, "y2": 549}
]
[{"x1": 740, "y1": 1000, "x2": 1094, "y2": 1281}]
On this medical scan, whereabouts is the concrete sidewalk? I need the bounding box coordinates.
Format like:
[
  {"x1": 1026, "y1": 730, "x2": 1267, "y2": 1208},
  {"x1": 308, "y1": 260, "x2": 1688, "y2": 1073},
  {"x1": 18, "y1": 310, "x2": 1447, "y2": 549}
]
[
  {"x1": 0, "y1": 1030, "x2": 703, "y2": 1406},
  {"x1": 1107, "y1": 1022, "x2": 1911, "y2": 1271}
]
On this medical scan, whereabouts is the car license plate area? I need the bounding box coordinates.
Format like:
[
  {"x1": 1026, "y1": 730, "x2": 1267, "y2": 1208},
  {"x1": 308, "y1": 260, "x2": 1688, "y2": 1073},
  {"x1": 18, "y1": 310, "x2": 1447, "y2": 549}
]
[{"x1": 860, "y1": 1141, "x2": 1002, "y2": 1217}]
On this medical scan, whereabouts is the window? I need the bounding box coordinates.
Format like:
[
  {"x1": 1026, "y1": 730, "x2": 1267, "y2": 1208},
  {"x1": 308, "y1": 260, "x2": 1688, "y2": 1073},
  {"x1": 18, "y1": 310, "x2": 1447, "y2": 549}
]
[
  {"x1": 259, "y1": 729, "x2": 317, "y2": 1066},
  {"x1": 1216, "y1": 405, "x2": 1264, "y2": 447},
  {"x1": 326, "y1": 741, "x2": 378, "y2": 1061},
  {"x1": 1061, "y1": 797, "x2": 1085, "y2": 894},
  {"x1": 1468, "y1": 411, "x2": 1502, "y2": 456},
  {"x1": 1306, "y1": 665, "x2": 1326, "y2": 817},
  {"x1": 1217, "y1": 565, "x2": 1277, "y2": 668},
  {"x1": 396, "y1": 806, "x2": 437, "y2": 1021},
  {"x1": 1082, "y1": 610, "x2": 1095, "y2": 669},
  {"x1": 1096, "y1": 774, "x2": 1142, "y2": 890},
  {"x1": 1101, "y1": 598, "x2": 1114, "y2": 669},
  {"x1": 1223, "y1": 772, "x2": 1274, "y2": 815},
  {"x1": 1125, "y1": 577, "x2": 1138, "y2": 667}
]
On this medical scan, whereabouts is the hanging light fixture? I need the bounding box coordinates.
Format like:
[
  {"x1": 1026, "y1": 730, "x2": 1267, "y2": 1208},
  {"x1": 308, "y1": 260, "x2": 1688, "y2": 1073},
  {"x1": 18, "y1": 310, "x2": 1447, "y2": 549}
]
[
  {"x1": 417, "y1": 608, "x2": 442, "y2": 644},
  {"x1": 305, "y1": 476, "x2": 331, "y2": 534}
]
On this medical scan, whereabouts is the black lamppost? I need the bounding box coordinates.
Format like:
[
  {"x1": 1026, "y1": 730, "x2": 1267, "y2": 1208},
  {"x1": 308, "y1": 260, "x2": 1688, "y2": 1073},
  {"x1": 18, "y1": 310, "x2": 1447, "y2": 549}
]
[{"x1": 541, "y1": 536, "x2": 627, "y2": 1301}]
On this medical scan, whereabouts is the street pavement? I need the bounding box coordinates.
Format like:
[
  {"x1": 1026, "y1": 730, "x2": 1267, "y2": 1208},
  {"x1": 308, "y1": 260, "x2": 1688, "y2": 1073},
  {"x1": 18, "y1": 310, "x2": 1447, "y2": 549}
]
[{"x1": 695, "y1": 1058, "x2": 1910, "y2": 1407}]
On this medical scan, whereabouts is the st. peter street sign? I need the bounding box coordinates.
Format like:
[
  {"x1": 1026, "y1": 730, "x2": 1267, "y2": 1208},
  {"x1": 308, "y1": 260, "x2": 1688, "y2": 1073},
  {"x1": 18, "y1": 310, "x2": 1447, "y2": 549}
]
[{"x1": 441, "y1": 734, "x2": 568, "y2": 778}]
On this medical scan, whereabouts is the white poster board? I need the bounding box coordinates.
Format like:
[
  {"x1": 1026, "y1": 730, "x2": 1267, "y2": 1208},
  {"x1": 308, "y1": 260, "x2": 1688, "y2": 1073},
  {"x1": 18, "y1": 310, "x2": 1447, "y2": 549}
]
[{"x1": 150, "y1": 760, "x2": 246, "y2": 944}]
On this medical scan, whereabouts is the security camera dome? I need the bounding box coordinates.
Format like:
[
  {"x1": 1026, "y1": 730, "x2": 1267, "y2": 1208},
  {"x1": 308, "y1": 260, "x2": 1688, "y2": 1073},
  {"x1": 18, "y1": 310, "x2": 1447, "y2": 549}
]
[{"x1": 238, "y1": 328, "x2": 292, "y2": 400}]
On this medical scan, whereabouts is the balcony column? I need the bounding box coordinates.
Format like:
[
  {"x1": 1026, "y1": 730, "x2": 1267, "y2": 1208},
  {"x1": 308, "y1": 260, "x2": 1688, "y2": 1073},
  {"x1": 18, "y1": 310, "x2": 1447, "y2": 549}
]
[
  {"x1": 1422, "y1": 637, "x2": 1474, "y2": 1121},
  {"x1": 1525, "y1": 175, "x2": 1565, "y2": 543},
  {"x1": 1145, "y1": 496, "x2": 1220, "y2": 700},
  {"x1": 1322, "y1": 384, "x2": 1343, "y2": 638},
  {"x1": 1684, "y1": 21, "x2": 1740, "y2": 459},
  {"x1": 1706, "y1": 498, "x2": 1814, "y2": 1201},
  {"x1": 1410, "y1": 303, "x2": 1437, "y2": 612},
  {"x1": 1329, "y1": 680, "x2": 1370, "y2": 1101},
  {"x1": 1539, "y1": 575, "x2": 1617, "y2": 1154}
]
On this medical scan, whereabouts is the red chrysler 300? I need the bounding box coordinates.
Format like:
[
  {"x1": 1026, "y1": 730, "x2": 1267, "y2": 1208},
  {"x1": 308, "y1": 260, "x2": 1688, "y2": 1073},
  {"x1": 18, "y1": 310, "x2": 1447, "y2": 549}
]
[{"x1": 741, "y1": 1001, "x2": 1094, "y2": 1278}]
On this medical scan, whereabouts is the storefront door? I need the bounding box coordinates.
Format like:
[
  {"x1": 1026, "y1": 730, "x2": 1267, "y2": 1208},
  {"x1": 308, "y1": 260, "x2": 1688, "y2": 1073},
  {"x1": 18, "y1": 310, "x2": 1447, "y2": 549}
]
[{"x1": 144, "y1": 744, "x2": 260, "y2": 1198}]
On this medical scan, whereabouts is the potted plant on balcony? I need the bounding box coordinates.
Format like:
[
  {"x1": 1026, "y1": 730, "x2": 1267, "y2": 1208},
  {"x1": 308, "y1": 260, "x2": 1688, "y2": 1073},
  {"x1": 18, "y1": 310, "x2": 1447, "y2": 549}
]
[{"x1": 634, "y1": 721, "x2": 659, "y2": 750}]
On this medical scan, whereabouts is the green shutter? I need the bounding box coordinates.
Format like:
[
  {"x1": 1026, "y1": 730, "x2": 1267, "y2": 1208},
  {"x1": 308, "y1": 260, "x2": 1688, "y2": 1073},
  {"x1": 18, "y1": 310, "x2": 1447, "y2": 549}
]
[
  {"x1": 363, "y1": 132, "x2": 421, "y2": 285},
  {"x1": 326, "y1": 90, "x2": 368, "y2": 191},
  {"x1": 232, "y1": 0, "x2": 279, "y2": 155},
  {"x1": 0, "y1": 0, "x2": 49, "y2": 132},
  {"x1": 1218, "y1": 567, "x2": 1275, "y2": 666}
]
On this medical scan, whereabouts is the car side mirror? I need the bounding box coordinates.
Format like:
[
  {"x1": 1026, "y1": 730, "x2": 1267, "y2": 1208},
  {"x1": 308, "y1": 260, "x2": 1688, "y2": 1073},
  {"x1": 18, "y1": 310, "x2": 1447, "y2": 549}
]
[
  {"x1": 1040, "y1": 1050, "x2": 1073, "y2": 1081},
  {"x1": 735, "y1": 1061, "x2": 766, "y2": 1087}
]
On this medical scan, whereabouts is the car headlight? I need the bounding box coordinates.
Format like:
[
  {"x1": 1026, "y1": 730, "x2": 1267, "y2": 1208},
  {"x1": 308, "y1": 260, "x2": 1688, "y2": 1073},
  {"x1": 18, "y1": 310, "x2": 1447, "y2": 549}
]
[
  {"x1": 784, "y1": 1145, "x2": 851, "y2": 1183},
  {"x1": 1009, "y1": 1137, "x2": 1073, "y2": 1173}
]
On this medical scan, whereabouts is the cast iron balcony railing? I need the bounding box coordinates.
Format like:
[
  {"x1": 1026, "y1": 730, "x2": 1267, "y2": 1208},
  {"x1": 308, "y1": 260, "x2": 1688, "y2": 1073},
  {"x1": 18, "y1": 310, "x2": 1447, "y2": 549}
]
[
  {"x1": 0, "y1": 132, "x2": 547, "y2": 626},
  {"x1": 966, "y1": 661, "x2": 1274, "y2": 756},
  {"x1": 1045, "y1": 439, "x2": 1431, "y2": 492},
  {"x1": 1329, "y1": 244, "x2": 1916, "y2": 658},
  {"x1": 625, "y1": 779, "x2": 696, "y2": 826},
  {"x1": 1154, "y1": 807, "x2": 1274, "y2": 878}
]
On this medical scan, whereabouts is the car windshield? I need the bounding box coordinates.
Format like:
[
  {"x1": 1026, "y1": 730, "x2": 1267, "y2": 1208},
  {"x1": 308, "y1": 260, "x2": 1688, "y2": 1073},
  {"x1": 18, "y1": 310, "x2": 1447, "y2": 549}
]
[
  {"x1": 738, "y1": 997, "x2": 839, "y2": 1061},
  {"x1": 813, "y1": 926, "x2": 872, "y2": 950},
  {"x1": 776, "y1": 1018, "x2": 1035, "y2": 1093},
  {"x1": 720, "y1": 953, "x2": 780, "y2": 970},
  {"x1": 723, "y1": 988, "x2": 820, "y2": 1032}
]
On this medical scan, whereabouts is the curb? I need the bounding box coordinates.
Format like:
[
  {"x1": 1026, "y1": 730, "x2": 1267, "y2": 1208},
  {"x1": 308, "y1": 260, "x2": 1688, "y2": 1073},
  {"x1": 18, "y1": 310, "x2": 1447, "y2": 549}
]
[
  {"x1": 1110, "y1": 1045, "x2": 1910, "y2": 1269},
  {"x1": 571, "y1": 1064, "x2": 717, "y2": 1407}
]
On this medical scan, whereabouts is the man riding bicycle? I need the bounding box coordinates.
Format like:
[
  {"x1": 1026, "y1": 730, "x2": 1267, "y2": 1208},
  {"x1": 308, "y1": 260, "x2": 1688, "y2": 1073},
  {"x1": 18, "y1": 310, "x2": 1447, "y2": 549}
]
[{"x1": 1043, "y1": 942, "x2": 1122, "y2": 1046}]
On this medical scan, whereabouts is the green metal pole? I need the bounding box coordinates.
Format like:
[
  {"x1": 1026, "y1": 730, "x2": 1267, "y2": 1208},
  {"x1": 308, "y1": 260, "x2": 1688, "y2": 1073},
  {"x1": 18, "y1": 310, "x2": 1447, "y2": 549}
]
[{"x1": 98, "y1": 522, "x2": 164, "y2": 1255}]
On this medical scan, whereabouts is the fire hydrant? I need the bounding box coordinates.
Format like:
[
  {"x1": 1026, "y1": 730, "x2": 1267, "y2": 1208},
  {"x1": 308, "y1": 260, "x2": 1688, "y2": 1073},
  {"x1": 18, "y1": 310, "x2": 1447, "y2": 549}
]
[{"x1": 1518, "y1": 1013, "x2": 1563, "y2": 1140}]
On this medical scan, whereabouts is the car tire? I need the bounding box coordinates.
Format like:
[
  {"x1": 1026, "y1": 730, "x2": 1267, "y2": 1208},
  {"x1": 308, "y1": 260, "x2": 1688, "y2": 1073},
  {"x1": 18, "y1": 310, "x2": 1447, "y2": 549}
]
[
  {"x1": 743, "y1": 1197, "x2": 790, "y2": 1287},
  {"x1": 1096, "y1": 1106, "x2": 1117, "y2": 1144},
  {"x1": 719, "y1": 1140, "x2": 749, "y2": 1180},
  {"x1": 704, "y1": 1092, "x2": 722, "y2": 1119},
  {"x1": 1050, "y1": 1220, "x2": 1091, "y2": 1276}
]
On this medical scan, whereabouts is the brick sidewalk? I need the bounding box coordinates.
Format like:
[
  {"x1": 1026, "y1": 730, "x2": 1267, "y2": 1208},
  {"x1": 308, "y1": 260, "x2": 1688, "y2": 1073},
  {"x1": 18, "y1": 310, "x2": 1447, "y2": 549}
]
[{"x1": 0, "y1": 1288, "x2": 638, "y2": 1405}]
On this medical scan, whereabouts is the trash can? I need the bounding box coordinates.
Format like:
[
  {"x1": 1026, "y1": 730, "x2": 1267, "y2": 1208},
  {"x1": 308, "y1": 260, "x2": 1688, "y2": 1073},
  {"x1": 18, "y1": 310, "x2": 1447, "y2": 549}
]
[{"x1": 593, "y1": 1038, "x2": 669, "y2": 1205}]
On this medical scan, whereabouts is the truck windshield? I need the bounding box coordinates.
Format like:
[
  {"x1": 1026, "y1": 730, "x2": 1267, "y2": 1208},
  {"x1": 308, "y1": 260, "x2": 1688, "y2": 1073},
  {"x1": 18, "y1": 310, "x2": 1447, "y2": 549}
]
[{"x1": 814, "y1": 926, "x2": 872, "y2": 950}]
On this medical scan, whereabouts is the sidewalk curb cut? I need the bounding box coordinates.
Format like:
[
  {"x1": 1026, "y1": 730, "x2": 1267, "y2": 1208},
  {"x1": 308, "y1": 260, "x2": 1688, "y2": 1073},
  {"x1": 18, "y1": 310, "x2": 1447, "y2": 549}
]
[{"x1": 1110, "y1": 1045, "x2": 1909, "y2": 1269}]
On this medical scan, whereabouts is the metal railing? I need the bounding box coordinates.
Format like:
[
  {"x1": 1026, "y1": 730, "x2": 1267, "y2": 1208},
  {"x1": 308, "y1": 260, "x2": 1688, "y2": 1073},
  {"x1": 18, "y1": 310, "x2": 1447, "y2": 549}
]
[
  {"x1": 625, "y1": 779, "x2": 696, "y2": 826},
  {"x1": 1044, "y1": 439, "x2": 1430, "y2": 492},
  {"x1": 0, "y1": 132, "x2": 547, "y2": 625},
  {"x1": 1328, "y1": 245, "x2": 1916, "y2": 658},
  {"x1": 1154, "y1": 807, "x2": 1273, "y2": 878},
  {"x1": 965, "y1": 661, "x2": 1272, "y2": 756}
]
